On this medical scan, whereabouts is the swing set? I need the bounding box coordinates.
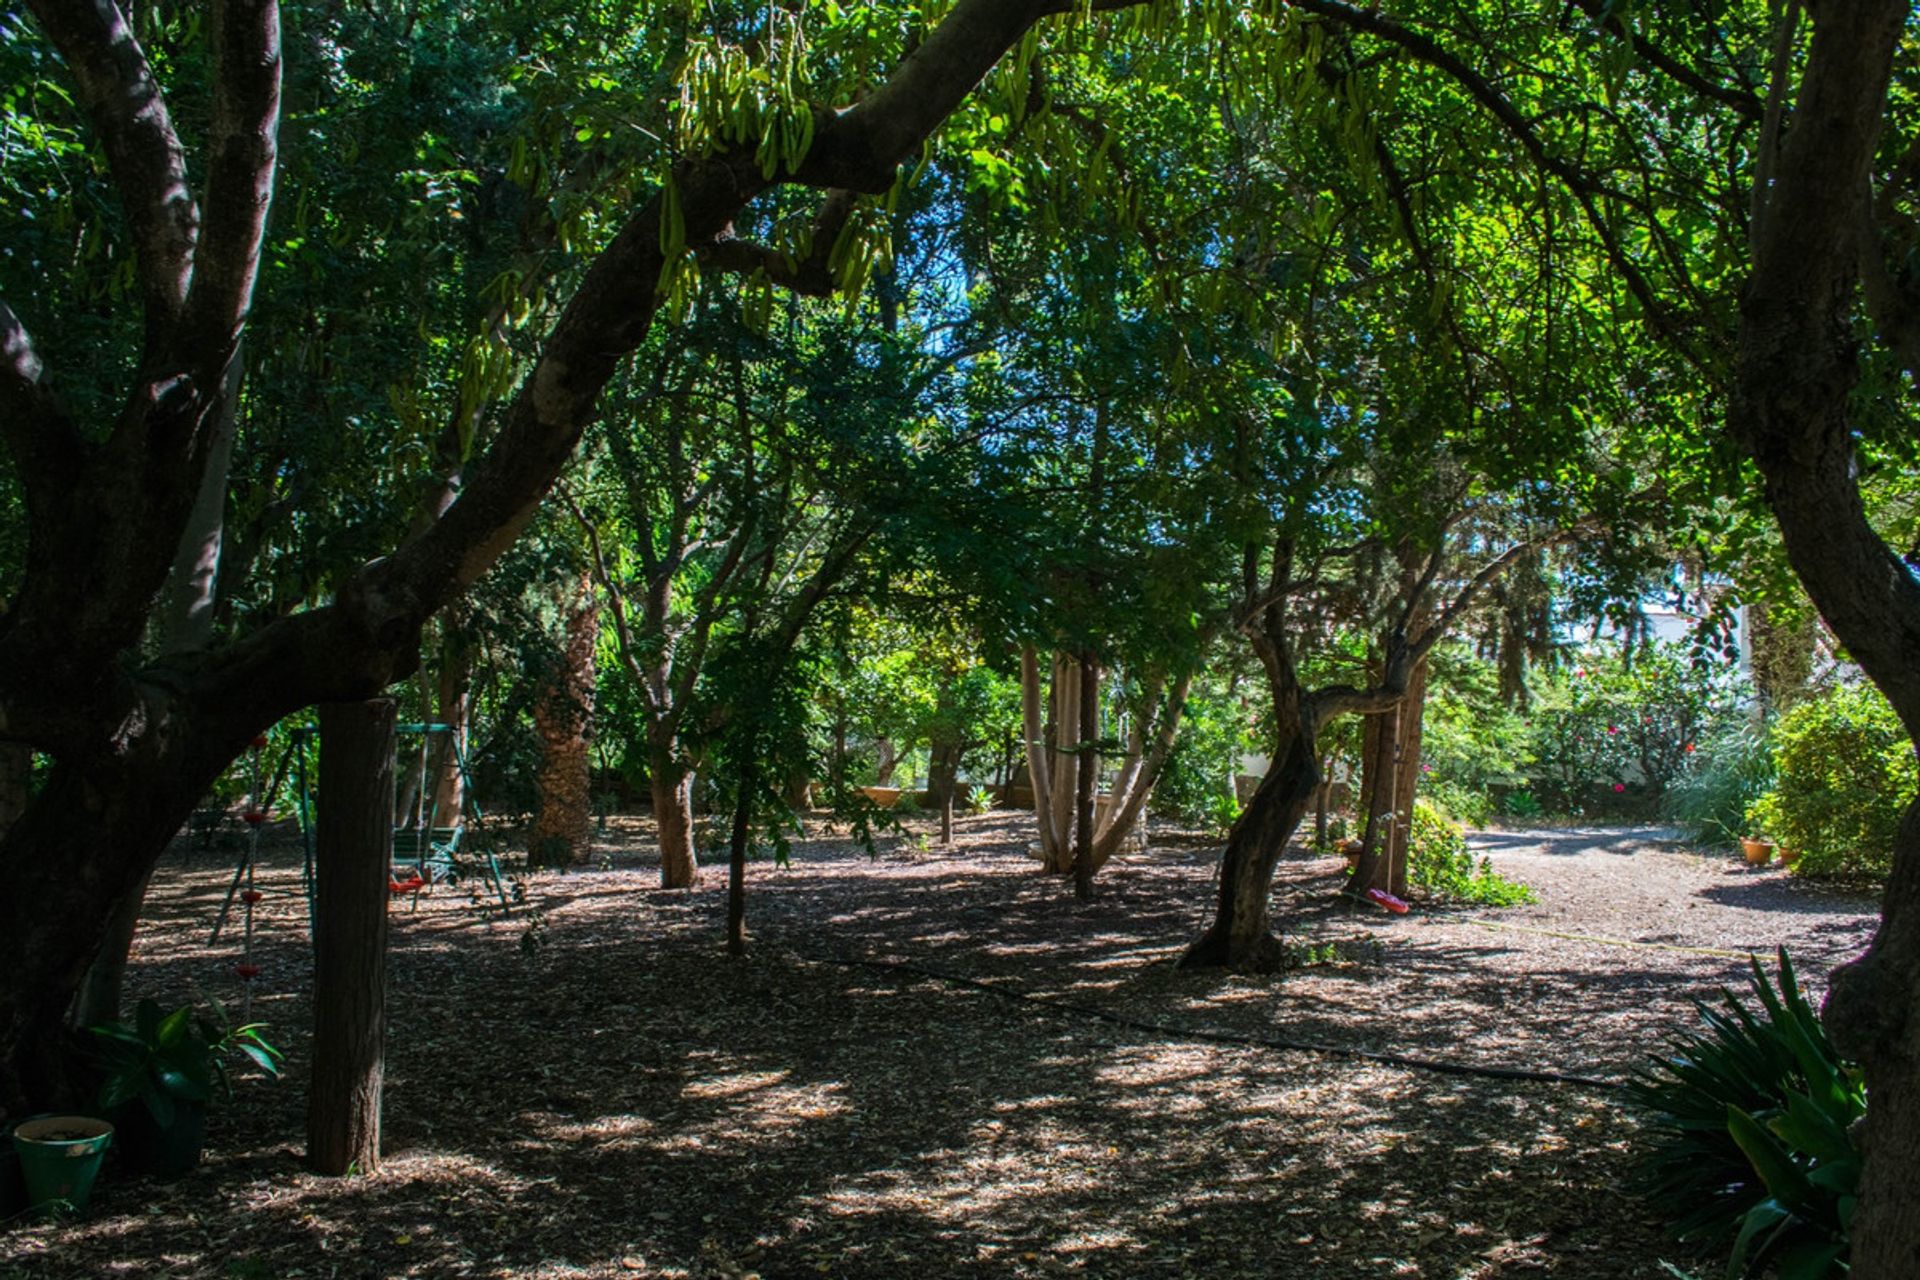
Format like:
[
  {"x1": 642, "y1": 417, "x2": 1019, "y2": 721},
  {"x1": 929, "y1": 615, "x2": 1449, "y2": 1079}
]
[{"x1": 210, "y1": 721, "x2": 509, "y2": 959}]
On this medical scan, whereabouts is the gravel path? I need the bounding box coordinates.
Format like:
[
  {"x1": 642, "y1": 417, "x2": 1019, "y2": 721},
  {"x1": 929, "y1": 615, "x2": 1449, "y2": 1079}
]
[{"x1": 1, "y1": 814, "x2": 1882, "y2": 1280}]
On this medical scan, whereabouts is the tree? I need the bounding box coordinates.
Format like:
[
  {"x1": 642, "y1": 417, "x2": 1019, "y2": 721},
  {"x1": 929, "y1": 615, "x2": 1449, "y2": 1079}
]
[{"x1": 0, "y1": 0, "x2": 1159, "y2": 1108}]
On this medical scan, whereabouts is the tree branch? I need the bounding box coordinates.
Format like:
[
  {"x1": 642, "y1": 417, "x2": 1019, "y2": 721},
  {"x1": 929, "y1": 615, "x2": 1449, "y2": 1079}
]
[
  {"x1": 26, "y1": 0, "x2": 196, "y2": 329},
  {"x1": 180, "y1": 0, "x2": 282, "y2": 371},
  {"x1": 699, "y1": 189, "x2": 857, "y2": 295}
]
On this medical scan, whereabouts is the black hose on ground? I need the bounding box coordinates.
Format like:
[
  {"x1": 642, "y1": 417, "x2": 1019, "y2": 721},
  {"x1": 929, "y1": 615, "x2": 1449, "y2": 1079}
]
[{"x1": 792, "y1": 947, "x2": 1623, "y2": 1091}]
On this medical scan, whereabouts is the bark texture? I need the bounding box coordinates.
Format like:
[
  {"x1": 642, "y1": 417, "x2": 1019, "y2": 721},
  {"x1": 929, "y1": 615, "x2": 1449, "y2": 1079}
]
[
  {"x1": 306, "y1": 699, "x2": 393, "y2": 1177},
  {"x1": 1726, "y1": 3, "x2": 1920, "y2": 1272},
  {"x1": 528, "y1": 579, "x2": 599, "y2": 869}
]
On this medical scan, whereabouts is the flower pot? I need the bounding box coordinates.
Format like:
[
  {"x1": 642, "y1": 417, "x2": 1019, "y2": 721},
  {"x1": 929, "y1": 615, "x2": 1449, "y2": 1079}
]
[
  {"x1": 112, "y1": 1099, "x2": 205, "y2": 1178},
  {"x1": 859, "y1": 786, "x2": 903, "y2": 809},
  {"x1": 11, "y1": 1115, "x2": 113, "y2": 1215},
  {"x1": 1780, "y1": 846, "x2": 1801, "y2": 868},
  {"x1": 1741, "y1": 838, "x2": 1775, "y2": 866}
]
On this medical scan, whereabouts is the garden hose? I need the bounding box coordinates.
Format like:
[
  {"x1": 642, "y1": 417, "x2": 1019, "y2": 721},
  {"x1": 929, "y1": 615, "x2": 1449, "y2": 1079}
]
[{"x1": 792, "y1": 947, "x2": 1623, "y2": 1091}]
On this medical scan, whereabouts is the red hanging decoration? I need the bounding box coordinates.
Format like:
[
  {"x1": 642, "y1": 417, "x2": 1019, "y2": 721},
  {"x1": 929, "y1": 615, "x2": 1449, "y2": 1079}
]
[
  {"x1": 241, "y1": 889, "x2": 264, "y2": 905},
  {"x1": 251, "y1": 735, "x2": 270, "y2": 750},
  {"x1": 242, "y1": 809, "x2": 268, "y2": 825},
  {"x1": 234, "y1": 963, "x2": 261, "y2": 980}
]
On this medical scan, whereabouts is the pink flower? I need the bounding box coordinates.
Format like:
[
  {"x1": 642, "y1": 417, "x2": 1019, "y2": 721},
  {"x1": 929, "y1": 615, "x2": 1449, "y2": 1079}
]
[
  {"x1": 1606, "y1": 725, "x2": 1618, "y2": 735},
  {"x1": 1613, "y1": 783, "x2": 1626, "y2": 793}
]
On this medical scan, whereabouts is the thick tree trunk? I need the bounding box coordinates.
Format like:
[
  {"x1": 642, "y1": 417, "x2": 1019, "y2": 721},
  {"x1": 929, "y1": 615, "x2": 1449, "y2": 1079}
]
[
  {"x1": 75, "y1": 366, "x2": 244, "y2": 1032},
  {"x1": 528, "y1": 579, "x2": 599, "y2": 869},
  {"x1": 1348, "y1": 703, "x2": 1400, "y2": 896},
  {"x1": 1726, "y1": 4, "x2": 1920, "y2": 1273},
  {"x1": 651, "y1": 746, "x2": 698, "y2": 889},
  {"x1": 68, "y1": 867, "x2": 153, "y2": 1033},
  {"x1": 1072, "y1": 653, "x2": 1097, "y2": 900},
  {"x1": 1180, "y1": 718, "x2": 1319, "y2": 971},
  {"x1": 306, "y1": 699, "x2": 393, "y2": 1177}
]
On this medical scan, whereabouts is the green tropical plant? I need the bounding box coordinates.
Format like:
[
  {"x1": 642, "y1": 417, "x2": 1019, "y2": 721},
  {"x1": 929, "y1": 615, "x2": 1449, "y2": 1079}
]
[
  {"x1": 1627, "y1": 950, "x2": 1863, "y2": 1279},
  {"x1": 1668, "y1": 719, "x2": 1776, "y2": 848},
  {"x1": 89, "y1": 998, "x2": 283, "y2": 1127},
  {"x1": 964, "y1": 784, "x2": 996, "y2": 815}
]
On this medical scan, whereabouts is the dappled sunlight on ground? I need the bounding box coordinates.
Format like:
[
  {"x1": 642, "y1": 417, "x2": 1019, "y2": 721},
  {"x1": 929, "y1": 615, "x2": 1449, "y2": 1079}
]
[{"x1": 2, "y1": 810, "x2": 1879, "y2": 1278}]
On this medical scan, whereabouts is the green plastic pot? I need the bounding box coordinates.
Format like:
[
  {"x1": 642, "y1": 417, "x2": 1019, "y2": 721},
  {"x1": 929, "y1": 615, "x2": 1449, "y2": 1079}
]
[{"x1": 11, "y1": 1115, "x2": 113, "y2": 1215}]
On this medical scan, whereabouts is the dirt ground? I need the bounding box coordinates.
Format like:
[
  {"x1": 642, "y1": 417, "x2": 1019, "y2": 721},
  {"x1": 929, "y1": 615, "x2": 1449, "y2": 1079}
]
[{"x1": 1, "y1": 811, "x2": 1881, "y2": 1279}]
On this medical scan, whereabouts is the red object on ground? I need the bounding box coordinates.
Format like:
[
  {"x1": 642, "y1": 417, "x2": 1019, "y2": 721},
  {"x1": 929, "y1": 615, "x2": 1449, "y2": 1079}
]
[
  {"x1": 234, "y1": 963, "x2": 261, "y2": 980},
  {"x1": 388, "y1": 872, "x2": 426, "y2": 895},
  {"x1": 242, "y1": 809, "x2": 268, "y2": 825},
  {"x1": 241, "y1": 889, "x2": 264, "y2": 905},
  {"x1": 1365, "y1": 888, "x2": 1410, "y2": 915}
]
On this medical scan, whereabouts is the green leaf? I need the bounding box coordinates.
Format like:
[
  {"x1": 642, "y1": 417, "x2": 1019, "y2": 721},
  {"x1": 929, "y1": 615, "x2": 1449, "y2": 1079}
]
[{"x1": 1728, "y1": 1106, "x2": 1813, "y2": 1210}]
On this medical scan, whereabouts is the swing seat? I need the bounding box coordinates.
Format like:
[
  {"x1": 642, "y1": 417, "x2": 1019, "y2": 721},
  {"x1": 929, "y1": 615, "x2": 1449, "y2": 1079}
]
[
  {"x1": 391, "y1": 825, "x2": 465, "y2": 881},
  {"x1": 1365, "y1": 887, "x2": 1410, "y2": 915}
]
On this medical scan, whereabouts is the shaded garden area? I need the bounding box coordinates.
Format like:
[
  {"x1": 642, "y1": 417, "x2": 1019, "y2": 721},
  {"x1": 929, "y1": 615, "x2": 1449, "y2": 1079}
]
[{"x1": 1, "y1": 813, "x2": 1878, "y2": 1278}]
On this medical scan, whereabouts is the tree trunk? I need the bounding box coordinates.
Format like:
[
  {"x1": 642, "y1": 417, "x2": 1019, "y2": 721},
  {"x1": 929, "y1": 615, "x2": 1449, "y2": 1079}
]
[
  {"x1": 1180, "y1": 716, "x2": 1319, "y2": 971},
  {"x1": 651, "y1": 745, "x2": 698, "y2": 889},
  {"x1": 1314, "y1": 758, "x2": 1331, "y2": 849},
  {"x1": 726, "y1": 766, "x2": 753, "y2": 957},
  {"x1": 926, "y1": 731, "x2": 963, "y2": 813},
  {"x1": 68, "y1": 867, "x2": 153, "y2": 1033},
  {"x1": 1072, "y1": 653, "x2": 1097, "y2": 900},
  {"x1": 72, "y1": 364, "x2": 246, "y2": 1032},
  {"x1": 1046, "y1": 653, "x2": 1081, "y2": 872},
  {"x1": 306, "y1": 699, "x2": 394, "y2": 1177},
  {"x1": 1386, "y1": 662, "x2": 1430, "y2": 898},
  {"x1": 528, "y1": 578, "x2": 599, "y2": 869},
  {"x1": 1725, "y1": 4, "x2": 1920, "y2": 1272},
  {"x1": 1348, "y1": 703, "x2": 1400, "y2": 896},
  {"x1": 1020, "y1": 648, "x2": 1060, "y2": 865},
  {"x1": 426, "y1": 625, "x2": 472, "y2": 823}
]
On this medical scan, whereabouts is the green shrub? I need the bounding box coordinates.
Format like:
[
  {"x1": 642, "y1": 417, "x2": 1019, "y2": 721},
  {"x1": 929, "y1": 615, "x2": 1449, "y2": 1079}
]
[
  {"x1": 1500, "y1": 788, "x2": 1543, "y2": 819},
  {"x1": 1667, "y1": 718, "x2": 1775, "y2": 848},
  {"x1": 1746, "y1": 684, "x2": 1915, "y2": 880},
  {"x1": 1627, "y1": 950, "x2": 1861, "y2": 1279},
  {"x1": 1407, "y1": 800, "x2": 1535, "y2": 906},
  {"x1": 1423, "y1": 777, "x2": 1493, "y2": 828},
  {"x1": 1154, "y1": 690, "x2": 1251, "y2": 826}
]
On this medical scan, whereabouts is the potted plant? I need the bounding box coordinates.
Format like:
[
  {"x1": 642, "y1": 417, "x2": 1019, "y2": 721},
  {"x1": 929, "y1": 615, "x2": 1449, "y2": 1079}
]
[
  {"x1": 1740, "y1": 834, "x2": 1775, "y2": 866},
  {"x1": 88, "y1": 997, "x2": 281, "y2": 1177},
  {"x1": 10, "y1": 1115, "x2": 114, "y2": 1215}
]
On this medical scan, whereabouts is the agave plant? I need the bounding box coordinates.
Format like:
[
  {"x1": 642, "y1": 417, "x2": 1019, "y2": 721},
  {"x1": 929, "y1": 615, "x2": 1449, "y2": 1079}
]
[{"x1": 1627, "y1": 948, "x2": 1862, "y2": 1279}]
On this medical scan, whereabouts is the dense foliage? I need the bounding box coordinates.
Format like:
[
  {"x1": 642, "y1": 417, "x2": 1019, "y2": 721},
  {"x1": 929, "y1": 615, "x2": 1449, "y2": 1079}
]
[
  {"x1": 1629, "y1": 952, "x2": 1863, "y2": 1280},
  {"x1": 1747, "y1": 686, "x2": 1918, "y2": 881}
]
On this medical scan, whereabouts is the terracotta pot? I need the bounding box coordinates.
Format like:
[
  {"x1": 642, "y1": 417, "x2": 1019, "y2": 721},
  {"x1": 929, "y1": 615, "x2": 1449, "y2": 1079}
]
[{"x1": 1741, "y1": 837, "x2": 1775, "y2": 866}]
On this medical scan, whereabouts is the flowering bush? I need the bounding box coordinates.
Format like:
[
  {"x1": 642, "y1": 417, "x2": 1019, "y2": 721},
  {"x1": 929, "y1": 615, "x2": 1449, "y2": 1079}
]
[{"x1": 1525, "y1": 643, "x2": 1730, "y2": 815}]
